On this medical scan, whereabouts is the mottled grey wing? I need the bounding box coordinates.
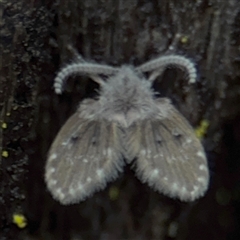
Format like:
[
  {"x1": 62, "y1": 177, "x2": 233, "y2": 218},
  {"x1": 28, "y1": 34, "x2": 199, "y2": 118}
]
[
  {"x1": 45, "y1": 112, "x2": 124, "y2": 205},
  {"x1": 132, "y1": 98, "x2": 209, "y2": 201}
]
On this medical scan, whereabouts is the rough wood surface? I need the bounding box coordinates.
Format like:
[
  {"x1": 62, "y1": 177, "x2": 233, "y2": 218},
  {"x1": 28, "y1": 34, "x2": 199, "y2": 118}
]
[{"x1": 1, "y1": 0, "x2": 240, "y2": 239}]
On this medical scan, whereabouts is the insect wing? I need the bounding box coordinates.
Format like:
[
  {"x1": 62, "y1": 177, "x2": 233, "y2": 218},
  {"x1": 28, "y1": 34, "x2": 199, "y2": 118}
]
[
  {"x1": 45, "y1": 112, "x2": 124, "y2": 205},
  {"x1": 134, "y1": 98, "x2": 209, "y2": 201}
]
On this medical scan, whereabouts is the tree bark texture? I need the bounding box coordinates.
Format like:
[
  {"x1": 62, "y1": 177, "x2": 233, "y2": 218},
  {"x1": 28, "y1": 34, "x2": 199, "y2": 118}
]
[{"x1": 1, "y1": 0, "x2": 240, "y2": 239}]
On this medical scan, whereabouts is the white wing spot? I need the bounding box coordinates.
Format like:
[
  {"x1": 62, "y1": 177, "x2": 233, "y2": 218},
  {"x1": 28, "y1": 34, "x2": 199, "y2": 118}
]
[
  {"x1": 147, "y1": 149, "x2": 152, "y2": 157},
  {"x1": 69, "y1": 188, "x2": 76, "y2": 195},
  {"x1": 197, "y1": 151, "x2": 206, "y2": 159},
  {"x1": 49, "y1": 153, "x2": 57, "y2": 161},
  {"x1": 103, "y1": 149, "x2": 107, "y2": 156},
  {"x1": 150, "y1": 169, "x2": 159, "y2": 179},
  {"x1": 183, "y1": 138, "x2": 193, "y2": 147},
  {"x1": 193, "y1": 185, "x2": 199, "y2": 191},
  {"x1": 186, "y1": 138, "x2": 192, "y2": 144},
  {"x1": 50, "y1": 168, "x2": 56, "y2": 173},
  {"x1": 197, "y1": 177, "x2": 206, "y2": 184},
  {"x1": 107, "y1": 148, "x2": 112, "y2": 156},
  {"x1": 87, "y1": 114, "x2": 95, "y2": 119},
  {"x1": 163, "y1": 177, "x2": 168, "y2": 181},
  {"x1": 61, "y1": 141, "x2": 68, "y2": 146},
  {"x1": 140, "y1": 149, "x2": 146, "y2": 156},
  {"x1": 56, "y1": 188, "x2": 62, "y2": 194},
  {"x1": 96, "y1": 169, "x2": 105, "y2": 179},
  {"x1": 190, "y1": 185, "x2": 200, "y2": 196},
  {"x1": 181, "y1": 186, "x2": 187, "y2": 194},
  {"x1": 77, "y1": 183, "x2": 86, "y2": 195},
  {"x1": 171, "y1": 182, "x2": 179, "y2": 192},
  {"x1": 83, "y1": 158, "x2": 88, "y2": 163},
  {"x1": 77, "y1": 183, "x2": 84, "y2": 190},
  {"x1": 86, "y1": 177, "x2": 92, "y2": 183},
  {"x1": 166, "y1": 157, "x2": 172, "y2": 164},
  {"x1": 45, "y1": 168, "x2": 55, "y2": 179},
  {"x1": 199, "y1": 164, "x2": 207, "y2": 171},
  {"x1": 49, "y1": 179, "x2": 57, "y2": 186},
  {"x1": 56, "y1": 188, "x2": 65, "y2": 200}
]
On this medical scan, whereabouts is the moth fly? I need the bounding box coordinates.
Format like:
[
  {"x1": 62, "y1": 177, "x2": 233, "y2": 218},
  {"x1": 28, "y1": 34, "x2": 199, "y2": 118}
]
[{"x1": 45, "y1": 53, "x2": 209, "y2": 205}]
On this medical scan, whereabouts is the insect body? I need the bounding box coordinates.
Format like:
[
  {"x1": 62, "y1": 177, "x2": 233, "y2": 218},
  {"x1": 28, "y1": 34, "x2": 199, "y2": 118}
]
[{"x1": 45, "y1": 54, "x2": 209, "y2": 205}]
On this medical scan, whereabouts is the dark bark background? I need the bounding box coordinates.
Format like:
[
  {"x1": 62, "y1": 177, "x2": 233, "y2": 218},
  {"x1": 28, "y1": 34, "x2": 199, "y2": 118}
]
[{"x1": 1, "y1": 0, "x2": 240, "y2": 239}]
